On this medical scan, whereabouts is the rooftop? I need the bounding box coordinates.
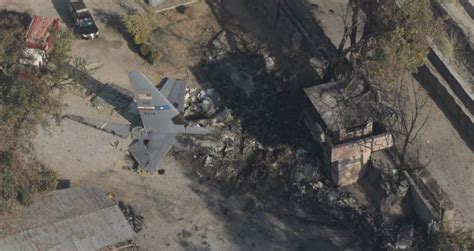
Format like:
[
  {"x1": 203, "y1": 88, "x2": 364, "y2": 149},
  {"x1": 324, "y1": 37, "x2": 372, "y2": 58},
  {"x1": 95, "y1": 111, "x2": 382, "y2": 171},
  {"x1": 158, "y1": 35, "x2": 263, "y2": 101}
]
[
  {"x1": 304, "y1": 79, "x2": 381, "y2": 131},
  {"x1": 0, "y1": 186, "x2": 135, "y2": 250}
]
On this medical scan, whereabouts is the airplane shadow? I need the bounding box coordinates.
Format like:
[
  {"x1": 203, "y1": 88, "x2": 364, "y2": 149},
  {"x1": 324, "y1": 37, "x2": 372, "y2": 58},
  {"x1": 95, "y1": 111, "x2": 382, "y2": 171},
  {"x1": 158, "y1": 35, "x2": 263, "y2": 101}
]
[{"x1": 67, "y1": 63, "x2": 142, "y2": 126}]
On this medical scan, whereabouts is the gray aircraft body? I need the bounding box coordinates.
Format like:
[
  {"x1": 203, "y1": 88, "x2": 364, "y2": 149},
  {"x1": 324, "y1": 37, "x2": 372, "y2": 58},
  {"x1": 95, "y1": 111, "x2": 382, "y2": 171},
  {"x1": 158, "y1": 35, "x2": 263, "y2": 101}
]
[{"x1": 66, "y1": 71, "x2": 208, "y2": 173}]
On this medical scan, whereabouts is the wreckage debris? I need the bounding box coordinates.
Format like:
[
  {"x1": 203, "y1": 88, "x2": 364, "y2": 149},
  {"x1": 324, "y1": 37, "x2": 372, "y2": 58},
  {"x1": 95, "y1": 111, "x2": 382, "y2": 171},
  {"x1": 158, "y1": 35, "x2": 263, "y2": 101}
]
[
  {"x1": 118, "y1": 201, "x2": 144, "y2": 233},
  {"x1": 395, "y1": 225, "x2": 414, "y2": 250},
  {"x1": 184, "y1": 87, "x2": 221, "y2": 119}
]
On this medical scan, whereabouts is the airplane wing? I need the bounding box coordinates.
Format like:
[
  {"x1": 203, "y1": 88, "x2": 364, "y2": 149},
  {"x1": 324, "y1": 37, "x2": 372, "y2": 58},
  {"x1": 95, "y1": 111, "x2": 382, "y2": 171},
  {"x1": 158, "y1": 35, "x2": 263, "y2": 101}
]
[
  {"x1": 129, "y1": 72, "x2": 179, "y2": 132},
  {"x1": 64, "y1": 114, "x2": 131, "y2": 138},
  {"x1": 128, "y1": 134, "x2": 175, "y2": 173},
  {"x1": 159, "y1": 79, "x2": 186, "y2": 113}
]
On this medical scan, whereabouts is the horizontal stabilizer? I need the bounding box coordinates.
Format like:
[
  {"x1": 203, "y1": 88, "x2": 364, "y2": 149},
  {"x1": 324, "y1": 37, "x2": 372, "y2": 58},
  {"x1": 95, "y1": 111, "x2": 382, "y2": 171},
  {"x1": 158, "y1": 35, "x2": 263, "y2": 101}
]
[{"x1": 64, "y1": 114, "x2": 131, "y2": 138}]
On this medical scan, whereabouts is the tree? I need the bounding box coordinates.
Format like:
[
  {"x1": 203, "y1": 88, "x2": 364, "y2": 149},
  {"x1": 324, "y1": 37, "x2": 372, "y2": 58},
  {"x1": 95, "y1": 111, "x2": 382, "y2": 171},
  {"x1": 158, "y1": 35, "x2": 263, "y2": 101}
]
[
  {"x1": 378, "y1": 77, "x2": 431, "y2": 170},
  {"x1": 328, "y1": 0, "x2": 443, "y2": 86},
  {"x1": 0, "y1": 10, "x2": 84, "y2": 211},
  {"x1": 123, "y1": 9, "x2": 160, "y2": 64}
]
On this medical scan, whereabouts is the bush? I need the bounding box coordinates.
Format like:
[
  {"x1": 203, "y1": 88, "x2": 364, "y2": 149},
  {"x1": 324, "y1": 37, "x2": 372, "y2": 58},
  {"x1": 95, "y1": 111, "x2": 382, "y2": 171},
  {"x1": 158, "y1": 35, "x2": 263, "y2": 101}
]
[
  {"x1": 0, "y1": 150, "x2": 58, "y2": 212},
  {"x1": 133, "y1": 34, "x2": 144, "y2": 46},
  {"x1": 148, "y1": 48, "x2": 160, "y2": 65},
  {"x1": 123, "y1": 11, "x2": 158, "y2": 65},
  {"x1": 139, "y1": 43, "x2": 151, "y2": 57},
  {"x1": 0, "y1": 11, "x2": 69, "y2": 213}
]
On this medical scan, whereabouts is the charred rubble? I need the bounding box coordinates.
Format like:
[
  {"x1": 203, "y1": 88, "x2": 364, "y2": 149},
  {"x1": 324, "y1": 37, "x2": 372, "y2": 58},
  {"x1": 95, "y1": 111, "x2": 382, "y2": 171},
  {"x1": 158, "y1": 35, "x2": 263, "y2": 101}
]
[{"x1": 175, "y1": 32, "x2": 420, "y2": 249}]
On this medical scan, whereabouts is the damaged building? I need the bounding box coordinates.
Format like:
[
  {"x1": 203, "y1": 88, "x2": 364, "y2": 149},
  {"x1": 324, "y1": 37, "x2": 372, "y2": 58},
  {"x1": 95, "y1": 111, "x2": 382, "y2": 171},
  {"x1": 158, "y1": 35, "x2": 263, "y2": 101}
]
[{"x1": 304, "y1": 79, "x2": 393, "y2": 186}]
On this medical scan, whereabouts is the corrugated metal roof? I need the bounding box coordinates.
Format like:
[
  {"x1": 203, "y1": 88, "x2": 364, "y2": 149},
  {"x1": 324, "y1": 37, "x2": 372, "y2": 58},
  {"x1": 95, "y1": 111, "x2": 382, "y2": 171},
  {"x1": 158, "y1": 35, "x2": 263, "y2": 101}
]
[{"x1": 0, "y1": 187, "x2": 135, "y2": 250}]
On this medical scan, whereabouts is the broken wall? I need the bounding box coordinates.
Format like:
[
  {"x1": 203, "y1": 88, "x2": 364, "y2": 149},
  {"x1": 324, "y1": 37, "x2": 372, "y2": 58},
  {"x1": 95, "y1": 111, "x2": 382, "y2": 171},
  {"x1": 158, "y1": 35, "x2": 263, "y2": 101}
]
[
  {"x1": 403, "y1": 170, "x2": 455, "y2": 232},
  {"x1": 338, "y1": 122, "x2": 374, "y2": 143},
  {"x1": 329, "y1": 132, "x2": 393, "y2": 186}
]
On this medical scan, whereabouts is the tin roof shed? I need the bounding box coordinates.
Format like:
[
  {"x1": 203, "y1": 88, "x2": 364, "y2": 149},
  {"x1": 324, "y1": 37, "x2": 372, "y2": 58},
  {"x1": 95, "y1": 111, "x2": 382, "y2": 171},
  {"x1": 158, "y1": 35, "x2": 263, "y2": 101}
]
[{"x1": 0, "y1": 186, "x2": 135, "y2": 250}]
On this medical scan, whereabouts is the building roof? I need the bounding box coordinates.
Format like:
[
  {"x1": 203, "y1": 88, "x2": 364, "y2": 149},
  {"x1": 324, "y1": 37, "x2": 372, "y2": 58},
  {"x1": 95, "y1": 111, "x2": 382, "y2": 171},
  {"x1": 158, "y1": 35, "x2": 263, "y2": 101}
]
[
  {"x1": 0, "y1": 186, "x2": 135, "y2": 250},
  {"x1": 304, "y1": 79, "x2": 380, "y2": 131},
  {"x1": 25, "y1": 16, "x2": 60, "y2": 51}
]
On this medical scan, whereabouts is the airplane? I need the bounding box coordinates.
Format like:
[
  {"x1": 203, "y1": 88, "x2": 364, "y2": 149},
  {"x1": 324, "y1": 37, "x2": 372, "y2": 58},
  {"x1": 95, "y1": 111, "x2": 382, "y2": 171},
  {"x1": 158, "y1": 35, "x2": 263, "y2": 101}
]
[{"x1": 65, "y1": 71, "x2": 208, "y2": 174}]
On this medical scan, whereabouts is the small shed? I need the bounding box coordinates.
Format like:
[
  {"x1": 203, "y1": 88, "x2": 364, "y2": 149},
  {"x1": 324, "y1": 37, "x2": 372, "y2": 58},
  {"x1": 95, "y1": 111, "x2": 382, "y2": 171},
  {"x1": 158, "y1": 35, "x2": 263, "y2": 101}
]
[
  {"x1": 304, "y1": 79, "x2": 393, "y2": 186},
  {"x1": 0, "y1": 187, "x2": 135, "y2": 250},
  {"x1": 304, "y1": 79, "x2": 380, "y2": 143}
]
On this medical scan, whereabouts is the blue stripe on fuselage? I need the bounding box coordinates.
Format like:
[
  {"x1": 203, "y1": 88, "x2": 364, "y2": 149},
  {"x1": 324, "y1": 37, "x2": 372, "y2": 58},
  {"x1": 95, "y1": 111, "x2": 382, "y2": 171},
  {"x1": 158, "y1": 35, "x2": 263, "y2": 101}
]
[{"x1": 155, "y1": 105, "x2": 171, "y2": 111}]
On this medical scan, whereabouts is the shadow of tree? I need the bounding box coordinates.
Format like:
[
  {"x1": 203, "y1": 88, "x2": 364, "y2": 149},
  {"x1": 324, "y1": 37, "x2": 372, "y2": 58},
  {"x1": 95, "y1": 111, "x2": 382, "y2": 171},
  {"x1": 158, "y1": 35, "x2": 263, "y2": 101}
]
[{"x1": 93, "y1": 9, "x2": 141, "y2": 56}]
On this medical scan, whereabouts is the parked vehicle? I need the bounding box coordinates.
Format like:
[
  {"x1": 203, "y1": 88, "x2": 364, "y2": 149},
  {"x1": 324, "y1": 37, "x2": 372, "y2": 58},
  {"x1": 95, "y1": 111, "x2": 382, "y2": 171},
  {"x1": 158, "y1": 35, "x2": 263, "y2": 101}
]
[
  {"x1": 69, "y1": 0, "x2": 99, "y2": 39},
  {"x1": 19, "y1": 15, "x2": 61, "y2": 68}
]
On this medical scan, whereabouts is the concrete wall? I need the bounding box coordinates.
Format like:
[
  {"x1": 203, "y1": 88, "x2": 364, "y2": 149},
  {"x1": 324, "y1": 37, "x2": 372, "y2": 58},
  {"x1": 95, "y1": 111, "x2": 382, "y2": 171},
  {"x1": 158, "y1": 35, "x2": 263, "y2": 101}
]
[
  {"x1": 403, "y1": 170, "x2": 455, "y2": 231},
  {"x1": 414, "y1": 65, "x2": 474, "y2": 146},
  {"x1": 338, "y1": 122, "x2": 373, "y2": 142},
  {"x1": 459, "y1": 0, "x2": 474, "y2": 18},
  {"x1": 148, "y1": 0, "x2": 198, "y2": 11},
  {"x1": 330, "y1": 133, "x2": 393, "y2": 163},
  {"x1": 329, "y1": 132, "x2": 393, "y2": 186},
  {"x1": 428, "y1": 48, "x2": 474, "y2": 115}
]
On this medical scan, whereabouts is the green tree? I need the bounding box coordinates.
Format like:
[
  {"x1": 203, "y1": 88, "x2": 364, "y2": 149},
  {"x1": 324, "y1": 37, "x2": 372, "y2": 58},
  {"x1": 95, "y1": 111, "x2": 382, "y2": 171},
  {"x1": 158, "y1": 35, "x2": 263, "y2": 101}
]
[
  {"x1": 123, "y1": 11, "x2": 155, "y2": 45},
  {"x1": 329, "y1": 0, "x2": 443, "y2": 86},
  {"x1": 0, "y1": 11, "x2": 85, "y2": 211},
  {"x1": 123, "y1": 9, "x2": 159, "y2": 64}
]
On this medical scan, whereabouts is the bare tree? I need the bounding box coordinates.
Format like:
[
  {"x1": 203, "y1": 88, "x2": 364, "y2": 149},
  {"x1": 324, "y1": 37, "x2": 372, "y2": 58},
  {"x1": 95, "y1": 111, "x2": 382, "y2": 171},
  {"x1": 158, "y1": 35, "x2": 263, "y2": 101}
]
[
  {"x1": 379, "y1": 77, "x2": 432, "y2": 170},
  {"x1": 325, "y1": 0, "x2": 442, "y2": 86}
]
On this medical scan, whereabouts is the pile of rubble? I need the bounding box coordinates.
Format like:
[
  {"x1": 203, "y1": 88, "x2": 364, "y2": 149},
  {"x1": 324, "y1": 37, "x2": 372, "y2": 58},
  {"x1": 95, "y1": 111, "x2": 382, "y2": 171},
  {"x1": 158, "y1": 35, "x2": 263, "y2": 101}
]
[
  {"x1": 118, "y1": 201, "x2": 144, "y2": 233},
  {"x1": 184, "y1": 87, "x2": 220, "y2": 120},
  {"x1": 179, "y1": 29, "x2": 425, "y2": 249}
]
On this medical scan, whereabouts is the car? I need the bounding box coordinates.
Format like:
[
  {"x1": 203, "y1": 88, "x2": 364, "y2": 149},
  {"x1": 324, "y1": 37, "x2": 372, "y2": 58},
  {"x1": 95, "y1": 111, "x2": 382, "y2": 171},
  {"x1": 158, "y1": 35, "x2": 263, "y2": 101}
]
[{"x1": 69, "y1": 0, "x2": 99, "y2": 39}]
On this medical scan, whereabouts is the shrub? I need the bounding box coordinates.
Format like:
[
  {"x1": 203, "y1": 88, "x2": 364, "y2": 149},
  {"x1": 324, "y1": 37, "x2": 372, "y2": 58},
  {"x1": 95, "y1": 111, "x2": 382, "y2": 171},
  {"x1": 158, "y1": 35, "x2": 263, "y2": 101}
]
[
  {"x1": 123, "y1": 11, "x2": 158, "y2": 65},
  {"x1": 139, "y1": 43, "x2": 151, "y2": 57},
  {"x1": 148, "y1": 48, "x2": 160, "y2": 65}
]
